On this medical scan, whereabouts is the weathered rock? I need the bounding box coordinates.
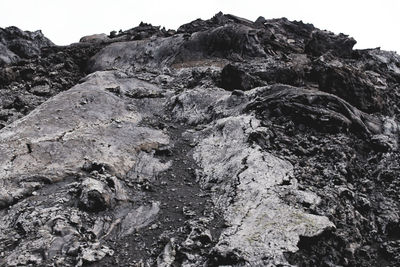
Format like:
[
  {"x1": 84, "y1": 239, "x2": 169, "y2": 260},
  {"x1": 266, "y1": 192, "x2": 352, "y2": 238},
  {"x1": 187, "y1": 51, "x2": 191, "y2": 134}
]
[
  {"x1": 0, "y1": 26, "x2": 54, "y2": 65},
  {"x1": 193, "y1": 115, "x2": 334, "y2": 265},
  {"x1": 0, "y1": 43, "x2": 19, "y2": 65},
  {"x1": 109, "y1": 22, "x2": 175, "y2": 42},
  {"x1": 220, "y1": 63, "x2": 261, "y2": 91},
  {"x1": 0, "y1": 41, "x2": 108, "y2": 129},
  {"x1": 177, "y1": 12, "x2": 252, "y2": 34},
  {"x1": 310, "y1": 54, "x2": 383, "y2": 112},
  {"x1": 1, "y1": 11, "x2": 400, "y2": 267},
  {"x1": 157, "y1": 239, "x2": 176, "y2": 267},
  {"x1": 305, "y1": 30, "x2": 356, "y2": 58},
  {"x1": 118, "y1": 202, "x2": 160, "y2": 237},
  {"x1": 79, "y1": 178, "x2": 113, "y2": 211},
  {"x1": 79, "y1": 242, "x2": 114, "y2": 264},
  {"x1": 246, "y1": 84, "x2": 384, "y2": 136},
  {"x1": 80, "y1": 33, "x2": 110, "y2": 43},
  {"x1": 0, "y1": 71, "x2": 169, "y2": 184},
  {"x1": 0, "y1": 69, "x2": 170, "y2": 266}
]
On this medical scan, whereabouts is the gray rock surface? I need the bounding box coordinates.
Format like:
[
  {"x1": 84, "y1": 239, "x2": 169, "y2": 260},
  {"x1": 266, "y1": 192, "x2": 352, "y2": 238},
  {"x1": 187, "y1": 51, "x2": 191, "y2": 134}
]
[
  {"x1": 80, "y1": 33, "x2": 110, "y2": 43},
  {"x1": 1, "y1": 12, "x2": 400, "y2": 267},
  {"x1": 193, "y1": 115, "x2": 334, "y2": 265},
  {"x1": 0, "y1": 70, "x2": 169, "y2": 266}
]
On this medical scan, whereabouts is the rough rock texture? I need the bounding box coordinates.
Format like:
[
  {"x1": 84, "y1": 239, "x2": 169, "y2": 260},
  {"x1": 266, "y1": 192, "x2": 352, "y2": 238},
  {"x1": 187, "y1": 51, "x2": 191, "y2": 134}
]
[
  {"x1": 0, "y1": 26, "x2": 54, "y2": 65},
  {"x1": 193, "y1": 115, "x2": 334, "y2": 265},
  {"x1": 1, "y1": 12, "x2": 400, "y2": 267}
]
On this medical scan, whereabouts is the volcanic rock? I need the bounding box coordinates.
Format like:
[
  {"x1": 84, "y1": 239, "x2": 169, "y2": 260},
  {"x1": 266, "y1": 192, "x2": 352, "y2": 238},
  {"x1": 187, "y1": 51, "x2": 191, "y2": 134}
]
[
  {"x1": 0, "y1": 12, "x2": 400, "y2": 267},
  {"x1": 0, "y1": 26, "x2": 54, "y2": 65}
]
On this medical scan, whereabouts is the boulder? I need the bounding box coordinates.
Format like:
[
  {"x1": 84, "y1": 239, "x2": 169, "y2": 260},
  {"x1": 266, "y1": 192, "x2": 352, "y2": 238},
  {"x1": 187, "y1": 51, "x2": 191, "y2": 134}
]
[{"x1": 79, "y1": 33, "x2": 110, "y2": 43}]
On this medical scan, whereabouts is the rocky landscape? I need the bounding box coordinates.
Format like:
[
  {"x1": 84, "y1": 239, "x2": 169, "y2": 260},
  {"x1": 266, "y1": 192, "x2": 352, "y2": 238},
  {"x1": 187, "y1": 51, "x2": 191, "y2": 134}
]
[{"x1": 1, "y1": 12, "x2": 400, "y2": 266}]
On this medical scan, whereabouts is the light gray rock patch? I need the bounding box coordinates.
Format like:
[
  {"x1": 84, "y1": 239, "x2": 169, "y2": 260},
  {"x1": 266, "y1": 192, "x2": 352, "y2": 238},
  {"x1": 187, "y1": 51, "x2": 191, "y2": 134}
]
[
  {"x1": 0, "y1": 70, "x2": 169, "y2": 208},
  {"x1": 0, "y1": 70, "x2": 169, "y2": 266},
  {"x1": 193, "y1": 115, "x2": 335, "y2": 265}
]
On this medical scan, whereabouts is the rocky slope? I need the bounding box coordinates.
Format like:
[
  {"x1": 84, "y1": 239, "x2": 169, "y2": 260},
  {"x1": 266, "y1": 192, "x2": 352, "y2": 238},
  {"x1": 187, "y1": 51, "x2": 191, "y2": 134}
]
[{"x1": 0, "y1": 12, "x2": 400, "y2": 266}]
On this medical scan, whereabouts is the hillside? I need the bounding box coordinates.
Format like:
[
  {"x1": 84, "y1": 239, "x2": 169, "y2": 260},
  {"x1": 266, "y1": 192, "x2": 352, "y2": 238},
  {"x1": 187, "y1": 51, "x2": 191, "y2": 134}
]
[{"x1": 1, "y1": 12, "x2": 400, "y2": 266}]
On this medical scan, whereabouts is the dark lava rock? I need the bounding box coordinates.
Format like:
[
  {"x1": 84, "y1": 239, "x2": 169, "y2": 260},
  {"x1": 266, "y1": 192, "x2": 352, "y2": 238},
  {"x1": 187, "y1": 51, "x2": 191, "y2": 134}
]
[
  {"x1": 220, "y1": 63, "x2": 261, "y2": 90},
  {"x1": 0, "y1": 12, "x2": 400, "y2": 267},
  {"x1": 177, "y1": 11, "x2": 254, "y2": 34},
  {"x1": 0, "y1": 26, "x2": 54, "y2": 65},
  {"x1": 305, "y1": 30, "x2": 356, "y2": 58},
  {"x1": 310, "y1": 54, "x2": 383, "y2": 112}
]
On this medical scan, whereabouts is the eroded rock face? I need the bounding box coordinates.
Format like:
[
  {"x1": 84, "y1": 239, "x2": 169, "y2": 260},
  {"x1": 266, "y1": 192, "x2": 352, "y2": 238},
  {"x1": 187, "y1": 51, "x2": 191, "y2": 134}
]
[
  {"x1": 193, "y1": 115, "x2": 334, "y2": 265},
  {"x1": 0, "y1": 70, "x2": 170, "y2": 266},
  {"x1": 0, "y1": 26, "x2": 54, "y2": 65},
  {"x1": 1, "y1": 12, "x2": 400, "y2": 267}
]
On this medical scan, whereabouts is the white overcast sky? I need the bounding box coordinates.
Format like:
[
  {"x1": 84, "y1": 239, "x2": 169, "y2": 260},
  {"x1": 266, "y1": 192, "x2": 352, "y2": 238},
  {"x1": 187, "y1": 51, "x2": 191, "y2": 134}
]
[{"x1": 0, "y1": 0, "x2": 399, "y2": 53}]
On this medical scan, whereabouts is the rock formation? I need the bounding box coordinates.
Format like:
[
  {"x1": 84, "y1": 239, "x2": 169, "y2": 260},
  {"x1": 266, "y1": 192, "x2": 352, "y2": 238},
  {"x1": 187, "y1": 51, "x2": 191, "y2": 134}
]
[{"x1": 0, "y1": 12, "x2": 400, "y2": 266}]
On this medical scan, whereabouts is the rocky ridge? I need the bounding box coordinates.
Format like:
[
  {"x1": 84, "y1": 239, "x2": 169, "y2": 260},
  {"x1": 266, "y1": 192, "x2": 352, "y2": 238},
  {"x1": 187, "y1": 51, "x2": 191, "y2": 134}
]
[{"x1": 0, "y1": 12, "x2": 400, "y2": 266}]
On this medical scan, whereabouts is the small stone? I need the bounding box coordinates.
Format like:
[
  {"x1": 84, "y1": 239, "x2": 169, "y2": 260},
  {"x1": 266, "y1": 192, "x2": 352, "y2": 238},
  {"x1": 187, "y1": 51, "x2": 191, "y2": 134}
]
[
  {"x1": 81, "y1": 243, "x2": 114, "y2": 263},
  {"x1": 69, "y1": 212, "x2": 80, "y2": 224},
  {"x1": 182, "y1": 206, "x2": 196, "y2": 217},
  {"x1": 30, "y1": 84, "x2": 51, "y2": 96},
  {"x1": 79, "y1": 178, "x2": 112, "y2": 212},
  {"x1": 149, "y1": 223, "x2": 159, "y2": 230}
]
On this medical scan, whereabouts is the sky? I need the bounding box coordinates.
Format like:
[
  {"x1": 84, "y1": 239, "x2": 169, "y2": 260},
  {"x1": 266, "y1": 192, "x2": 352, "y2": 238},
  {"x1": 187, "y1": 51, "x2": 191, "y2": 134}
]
[{"x1": 0, "y1": 0, "x2": 399, "y2": 53}]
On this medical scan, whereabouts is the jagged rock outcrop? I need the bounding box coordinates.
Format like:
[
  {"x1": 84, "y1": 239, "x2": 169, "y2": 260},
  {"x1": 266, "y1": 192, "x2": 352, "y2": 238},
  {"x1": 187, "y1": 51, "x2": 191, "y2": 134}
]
[
  {"x1": 0, "y1": 26, "x2": 54, "y2": 65},
  {"x1": 0, "y1": 12, "x2": 400, "y2": 267}
]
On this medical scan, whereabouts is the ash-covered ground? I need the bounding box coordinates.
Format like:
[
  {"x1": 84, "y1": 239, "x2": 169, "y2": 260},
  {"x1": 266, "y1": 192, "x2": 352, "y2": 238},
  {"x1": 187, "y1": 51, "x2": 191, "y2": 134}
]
[{"x1": 1, "y1": 12, "x2": 400, "y2": 267}]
